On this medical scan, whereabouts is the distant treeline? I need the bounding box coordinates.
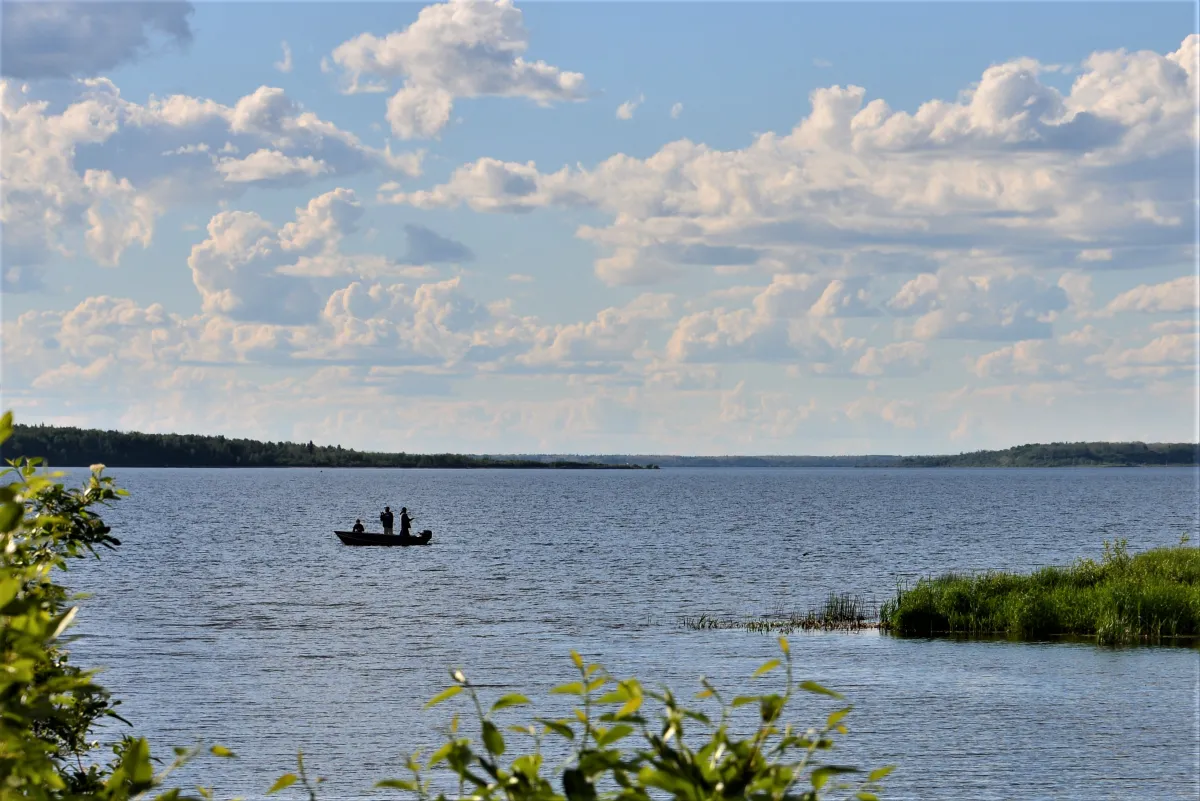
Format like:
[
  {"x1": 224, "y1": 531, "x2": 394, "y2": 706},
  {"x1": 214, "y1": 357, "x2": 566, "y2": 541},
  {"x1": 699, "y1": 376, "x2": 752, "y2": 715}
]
[
  {"x1": 894, "y1": 442, "x2": 1199, "y2": 468},
  {"x1": 2, "y1": 425, "x2": 656, "y2": 469},
  {"x1": 3, "y1": 425, "x2": 1195, "y2": 469},
  {"x1": 490, "y1": 454, "x2": 903, "y2": 467}
]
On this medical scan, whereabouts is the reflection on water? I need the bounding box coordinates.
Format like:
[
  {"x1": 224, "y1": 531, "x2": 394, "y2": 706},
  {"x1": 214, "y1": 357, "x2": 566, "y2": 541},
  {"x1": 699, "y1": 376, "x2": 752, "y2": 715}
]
[{"x1": 62, "y1": 467, "x2": 1198, "y2": 800}]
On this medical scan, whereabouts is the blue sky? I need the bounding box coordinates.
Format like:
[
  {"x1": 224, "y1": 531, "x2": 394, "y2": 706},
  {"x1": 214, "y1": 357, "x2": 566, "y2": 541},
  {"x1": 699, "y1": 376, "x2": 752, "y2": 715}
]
[{"x1": 2, "y1": 1, "x2": 1197, "y2": 454}]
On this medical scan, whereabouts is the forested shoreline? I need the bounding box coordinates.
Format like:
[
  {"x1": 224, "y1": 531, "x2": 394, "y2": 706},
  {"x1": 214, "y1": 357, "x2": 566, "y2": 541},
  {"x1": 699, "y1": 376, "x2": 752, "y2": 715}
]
[
  {"x1": 893, "y1": 441, "x2": 1199, "y2": 468},
  {"x1": 3, "y1": 424, "x2": 1196, "y2": 468},
  {"x1": 2, "y1": 424, "x2": 655, "y2": 469}
]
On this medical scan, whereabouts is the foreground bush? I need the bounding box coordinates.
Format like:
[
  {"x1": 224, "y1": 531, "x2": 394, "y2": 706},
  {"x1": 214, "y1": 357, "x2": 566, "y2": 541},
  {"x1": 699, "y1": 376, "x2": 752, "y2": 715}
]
[
  {"x1": 880, "y1": 540, "x2": 1200, "y2": 644},
  {"x1": 0, "y1": 411, "x2": 891, "y2": 801}
]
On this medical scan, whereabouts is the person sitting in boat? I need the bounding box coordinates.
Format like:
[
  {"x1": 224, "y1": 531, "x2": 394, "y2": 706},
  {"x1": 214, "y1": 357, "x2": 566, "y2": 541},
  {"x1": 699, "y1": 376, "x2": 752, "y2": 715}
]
[
  {"x1": 380, "y1": 506, "x2": 394, "y2": 535},
  {"x1": 399, "y1": 507, "x2": 412, "y2": 537},
  {"x1": 351, "y1": 519, "x2": 365, "y2": 534}
]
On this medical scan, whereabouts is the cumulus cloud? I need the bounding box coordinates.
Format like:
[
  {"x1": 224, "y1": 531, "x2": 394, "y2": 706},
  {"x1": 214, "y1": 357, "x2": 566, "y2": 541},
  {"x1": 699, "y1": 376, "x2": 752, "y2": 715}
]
[
  {"x1": 384, "y1": 36, "x2": 1196, "y2": 287},
  {"x1": 329, "y1": 0, "x2": 587, "y2": 138},
  {"x1": 1, "y1": 1, "x2": 194, "y2": 79},
  {"x1": 616, "y1": 94, "x2": 644, "y2": 120},
  {"x1": 851, "y1": 342, "x2": 929, "y2": 377},
  {"x1": 664, "y1": 274, "x2": 857, "y2": 365},
  {"x1": 889, "y1": 271, "x2": 1068, "y2": 341},
  {"x1": 0, "y1": 78, "x2": 423, "y2": 283},
  {"x1": 1103, "y1": 275, "x2": 1198, "y2": 315},
  {"x1": 187, "y1": 188, "x2": 367, "y2": 322},
  {"x1": 670, "y1": 102, "x2": 683, "y2": 119}
]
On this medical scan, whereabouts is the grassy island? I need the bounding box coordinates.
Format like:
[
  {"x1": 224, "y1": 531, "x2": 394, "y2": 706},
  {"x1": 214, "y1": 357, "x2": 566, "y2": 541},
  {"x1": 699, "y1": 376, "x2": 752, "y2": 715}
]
[
  {"x1": 2, "y1": 424, "x2": 658, "y2": 470},
  {"x1": 880, "y1": 541, "x2": 1200, "y2": 644}
]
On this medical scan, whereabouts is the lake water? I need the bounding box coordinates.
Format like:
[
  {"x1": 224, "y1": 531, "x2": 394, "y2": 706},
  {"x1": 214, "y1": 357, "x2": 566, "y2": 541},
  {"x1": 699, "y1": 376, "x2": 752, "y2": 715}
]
[{"x1": 57, "y1": 466, "x2": 1199, "y2": 800}]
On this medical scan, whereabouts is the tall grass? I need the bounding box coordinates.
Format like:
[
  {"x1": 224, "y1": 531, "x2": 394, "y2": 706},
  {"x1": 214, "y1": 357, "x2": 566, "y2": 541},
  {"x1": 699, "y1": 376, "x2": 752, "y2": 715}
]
[{"x1": 879, "y1": 540, "x2": 1200, "y2": 645}]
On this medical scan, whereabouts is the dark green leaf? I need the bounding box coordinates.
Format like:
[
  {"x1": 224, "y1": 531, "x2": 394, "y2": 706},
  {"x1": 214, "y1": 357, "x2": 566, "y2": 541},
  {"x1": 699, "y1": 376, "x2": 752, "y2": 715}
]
[
  {"x1": 536, "y1": 718, "x2": 576, "y2": 740},
  {"x1": 482, "y1": 720, "x2": 506, "y2": 755}
]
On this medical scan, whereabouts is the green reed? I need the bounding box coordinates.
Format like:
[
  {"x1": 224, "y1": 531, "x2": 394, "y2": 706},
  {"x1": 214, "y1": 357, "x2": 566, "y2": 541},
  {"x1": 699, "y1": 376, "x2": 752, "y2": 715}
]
[
  {"x1": 682, "y1": 592, "x2": 879, "y2": 634},
  {"x1": 879, "y1": 539, "x2": 1200, "y2": 645}
]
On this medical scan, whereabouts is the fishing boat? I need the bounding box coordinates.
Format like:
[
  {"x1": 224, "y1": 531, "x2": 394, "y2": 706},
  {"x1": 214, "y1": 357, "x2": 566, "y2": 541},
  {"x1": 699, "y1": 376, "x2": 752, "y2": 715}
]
[{"x1": 334, "y1": 529, "x2": 433, "y2": 547}]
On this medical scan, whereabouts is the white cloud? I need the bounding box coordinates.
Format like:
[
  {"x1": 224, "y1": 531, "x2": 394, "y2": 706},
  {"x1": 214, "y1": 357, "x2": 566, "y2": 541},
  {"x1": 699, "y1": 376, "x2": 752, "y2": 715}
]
[
  {"x1": 0, "y1": 78, "x2": 423, "y2": 286},
  {"x1": 889, "y1": 271, "x2": 1068, "y2": 341},
  {"x1": 670, "y1": 102, "x2": 683, "y2": 119},
  {"x1": 216, "y1": 149, "x2": 329, "y2": 183},
  {"x1": 1, "y1": 1, "x2": 194, "y2": 79},
  {"x1": 507, "y1": 273, "x2": 534, "y2": 283},
  {"x1": 187, "y1": 188, "x2": 366, "y2": 322},
  {"x1": 813, "y1": 58, "x2": 833, "y2": 69},
  {"x1": 329, "y1": 0, "x2": 586, "y2": 139},
  {"x1": 851, "y1": 342, "x2": 929, "y2": 377},
  {"x1": 616, "y1": 94, "x2": 644, "y2": 121},
  {"x1": 385, "y1": 36, "x2": 1196, "y2": 287},
  {"x1": 1103, "y1": 275, "x2": 1198, "y2": 315},
  {"x1": 275, "y1": 41, "x2": 294, "y2": 74}
]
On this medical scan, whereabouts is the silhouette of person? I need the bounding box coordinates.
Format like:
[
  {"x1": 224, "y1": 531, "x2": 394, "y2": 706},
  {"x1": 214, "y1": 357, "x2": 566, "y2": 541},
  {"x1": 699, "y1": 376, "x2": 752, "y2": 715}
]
[
  {"x1": 400, "y1": 507, "x2": 412, "y2": 537},
  {"x1": 352, "y1": 519, "x2": 365, "y2": 534},
  {"x1": 380, "y1": 506, "x2": 394, "y2": 535}
]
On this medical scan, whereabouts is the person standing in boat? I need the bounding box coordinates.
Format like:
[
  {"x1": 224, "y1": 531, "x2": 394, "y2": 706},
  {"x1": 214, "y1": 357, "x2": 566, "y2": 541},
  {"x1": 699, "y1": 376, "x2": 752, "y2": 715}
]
[
  {"x1": 380, "y1": 506, "x2": 394, "y2": 535},
  {"x1": 399, "y1": 507, "x2": 413, "y2": 537},
  {"x1": 352, "y1": 519, "x2": 365, "y2": 534}
]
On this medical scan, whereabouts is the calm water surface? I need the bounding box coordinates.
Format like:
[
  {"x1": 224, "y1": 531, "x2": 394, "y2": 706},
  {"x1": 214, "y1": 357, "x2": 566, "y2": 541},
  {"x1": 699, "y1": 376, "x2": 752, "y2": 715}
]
[{"x1": 61, "y1": 467, "x2": 1199, "y2": 800}]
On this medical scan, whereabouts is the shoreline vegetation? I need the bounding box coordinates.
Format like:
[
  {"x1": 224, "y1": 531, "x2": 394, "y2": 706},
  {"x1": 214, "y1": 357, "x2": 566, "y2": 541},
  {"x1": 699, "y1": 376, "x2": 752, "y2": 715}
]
[
  {"x1": 4, "y1": 424, "x2": 1196, "y2": 468},
  {"x1": 686, "y1": 543, "x2": 1200, "y2": 646},
  {"x1": 3, "y1": 424, "x2": 658, "y2": 470},
  {"x1": 880, "y1": 540, "x2": 1200, "y2": 645}
]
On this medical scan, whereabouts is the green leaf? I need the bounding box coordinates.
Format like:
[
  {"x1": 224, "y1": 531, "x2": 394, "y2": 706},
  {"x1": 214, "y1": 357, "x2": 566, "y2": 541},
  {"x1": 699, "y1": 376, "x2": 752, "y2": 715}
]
[
  {"x1": 868, "y1": 765, "x2": 896, "y2": 782},
  {"x1": 571, "y1": 650, "x2": 584, "y2": 669},
  {"x1": 595, "y1": 724, "x2": 634, "y2": 747},
  {"x1": 427, "y1": 742, "x2": 454, "y2": 768},
  {"x1": 616, "y1": 695, "x2": 643, "y2": 718},
  {"x1": 424, "y1": 685, "x2": 463, "y2": 709},
  {"x1": 597, "y1": 688, "x2": 631, "y2": 704},
  {"x1": 799, "y1": 680, "x2": 844, "y2": 700},
  {"x1": 826, "y1": 707, "x2": 851, "y2": 729},
  {"x1": 0, "y1": 501, "x2": 21, "y2": 533},
  {"x1": 375, "y1": 779, "x2": 419, "y2": 791},
  {"x1": 810, "y1": 765, "x2": 859, "y2": 790},
  {"x1": 779, "y1": 636, "x2": 790, "y2": 656},
  {"x1": 490, "y1": 693, "x2": 530, "y2": 712},
  {"x1": 535, "y1": 718, "x2": 575, "y2": 740},
  {"x1": 210, "y1": 745, "x2": 236, "y2": 758},
  {"x1": 482, "y1": 720, "x2": 506, "y2": 755},
  {"x1": 731, "y1": 695, "x2": 758, "y2": 707},
  {"x1": 551, "y1": 681, "x2": 586, "y2": 696},
  {"x1": 267, "y1": 774, "x2": 298, "y2": 794},
  {"x1": 752, "y1": 659, "x2": 781, "y2": 678},
  {"x1": 856, "y1": 793, "x2": 879, "y2": 801}
]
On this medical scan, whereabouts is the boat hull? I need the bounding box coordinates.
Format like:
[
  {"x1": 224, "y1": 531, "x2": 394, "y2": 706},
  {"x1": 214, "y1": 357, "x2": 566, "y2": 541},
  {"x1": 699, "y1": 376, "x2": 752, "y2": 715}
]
[{"x1": 335, "y1": 530, "x2": 433, "y2": 547}]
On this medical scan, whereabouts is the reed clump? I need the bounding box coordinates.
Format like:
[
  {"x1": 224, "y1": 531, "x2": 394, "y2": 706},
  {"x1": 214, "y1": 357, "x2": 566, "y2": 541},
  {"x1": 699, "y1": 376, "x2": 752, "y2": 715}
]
[
  {"x1": 880, "y1": 539, "x2": 1200, "y2": 645},
  {"x1": 682, "y1": 592, "x2": 878, "y2": 633}
]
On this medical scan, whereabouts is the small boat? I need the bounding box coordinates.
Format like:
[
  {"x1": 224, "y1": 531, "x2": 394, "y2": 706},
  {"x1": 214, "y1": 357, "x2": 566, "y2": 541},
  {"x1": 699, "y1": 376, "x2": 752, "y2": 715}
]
[{"x1": 335, "y1": 529, "x2": 433, "y2": 547}]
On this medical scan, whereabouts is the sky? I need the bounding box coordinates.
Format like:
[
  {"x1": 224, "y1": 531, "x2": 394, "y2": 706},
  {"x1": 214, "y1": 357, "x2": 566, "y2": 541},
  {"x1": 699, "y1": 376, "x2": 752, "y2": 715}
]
[{"x1": 1, "y1": 0, "x2": 1197, "y2": 455}]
